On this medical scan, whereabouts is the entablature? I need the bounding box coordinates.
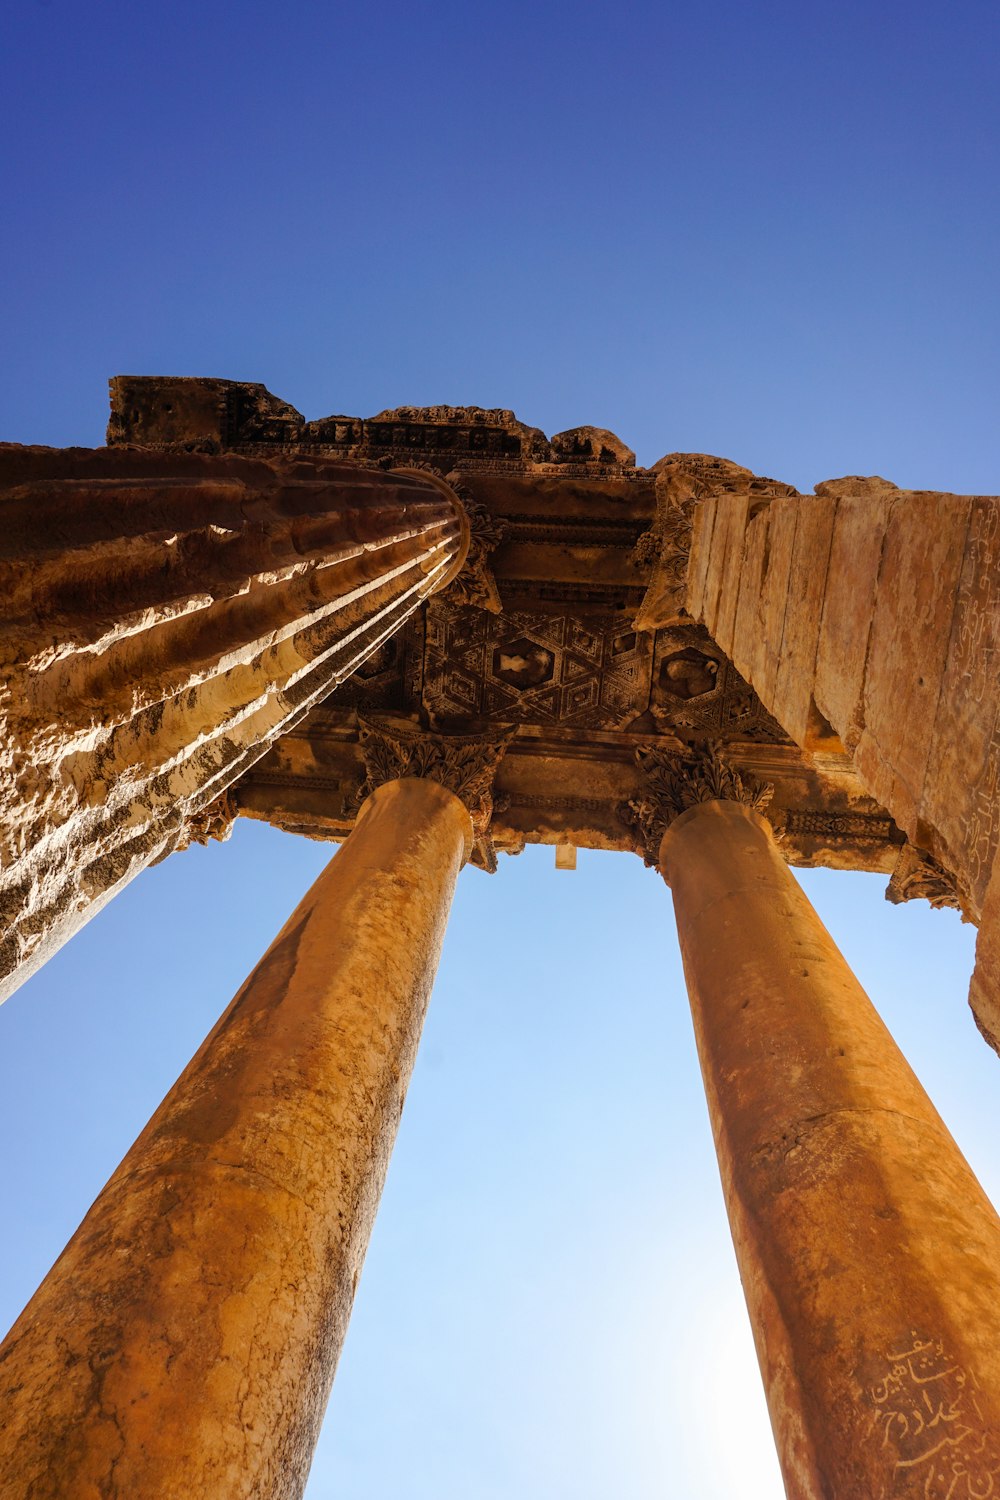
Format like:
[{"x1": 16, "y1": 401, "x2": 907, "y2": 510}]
[{"x1": 110, "y1": 376, "x2": 904, "y2": 875}]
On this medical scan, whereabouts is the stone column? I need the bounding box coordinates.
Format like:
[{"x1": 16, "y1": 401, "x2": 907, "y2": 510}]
[
  {"x1": 0, "y1": 445, "x2": 470, "y2": 1003},
  {"x1": 0, "y1": 725, "x2": 510, "y2": 1500},
  {"x1": 628, "y1": 746, "x2": 1000, "y2": 1499}
]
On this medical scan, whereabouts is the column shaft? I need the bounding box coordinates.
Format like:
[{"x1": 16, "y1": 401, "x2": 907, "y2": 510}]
[
  {"x1": 0, "y1": 776, "x2": 471, "y2": 1500},
  {"x1": 660, "y1": 799, "x2": 1000, "y2": 1499},
  {"x1": 0, "y1": 445, "x2": 469, "y2": 1003}
]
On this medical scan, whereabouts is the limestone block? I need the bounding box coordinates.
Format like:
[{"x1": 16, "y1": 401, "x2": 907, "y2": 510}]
[
  {"x1": 684, "y1": 493, "x2": 718, "y2": 620},
  {"x1": 700, "y1": 495, "x2": 739, "y2": 641},
  {"x1": 731, "y1": 505, "x2": 771, "y2": 690},
  {"x1": 107, "y1": 375, "x2": 304, "y2": 451},
  {"x1": 921, "y1": 496, "x2": 1000, "y2": 913},
  {"x1": 854, "y1": 494, "x2": 972, "y2": 837},
  {"x1": 712, "y1": 494, "x2": 752, "y2": 651},
  {"x1": 813, "y1": 488, "x2": 895, "y2": 752},
  {"x1": 549, "y1": 426, "x2": 636, "y2": 467},
  {"x1": 771, "y1": 496, "x2": 837, "y2": 747},
  {"x1": 756, "y1": 498, "x2": 798, "y2": 710}
]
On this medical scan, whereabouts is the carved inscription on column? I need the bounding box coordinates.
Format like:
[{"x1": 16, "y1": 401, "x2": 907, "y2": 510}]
[
  {"x1": 621, "y1": 743, "x2": 775, "y2": 866},
  {"x1": 864, "y1": 1332, "x2": 1000, "y2": 1498},
  {"x1": 354, "y1": 718, "x2": 514, "y2": 871}
]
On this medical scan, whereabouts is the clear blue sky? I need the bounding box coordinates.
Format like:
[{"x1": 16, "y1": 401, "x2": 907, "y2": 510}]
[{"x1": 1, "y1": 2, "x2": 997, "y2": 1496}]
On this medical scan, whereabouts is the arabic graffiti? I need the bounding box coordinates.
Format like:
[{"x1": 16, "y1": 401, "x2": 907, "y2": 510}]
[{"x1": 866, "y1": 1333, "x2": 1000, "y2": 1498}]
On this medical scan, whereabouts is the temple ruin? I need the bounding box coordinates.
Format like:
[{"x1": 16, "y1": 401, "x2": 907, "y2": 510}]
[{"x1": 0, "y1": 376, "x2": 998, "y2": 1497}]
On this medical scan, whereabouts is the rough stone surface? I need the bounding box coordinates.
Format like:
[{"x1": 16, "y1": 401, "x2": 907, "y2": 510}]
[
  {"x1": 5, "y1": 377, "x2": 999, "y2": 1491},
  {"x1": 0, "y1": 445, "x2": 467, "y2": 1003},
  {"x1": 661, "y1": 798, "x2": 1000, "y2": 1498},
  {"x1": 108, "y1": 381, "x2": 907, "y2": 884},
  {"x1": 812, "y1": 488, "x2": 895, "y2": 751},
  {"x1": 921, "y1": 497, "x2": 1000, "y2": 913},
  {"x1": 854, "y1": 495, "x2": 971, "y2": 836},
  {"x1": 0, "y1": 776, "x2": 473, "y2": 1500},
  {"x1": 684, "y1": 474, "x2": 1000, "y2": 1050},
  {"x1": 971, "y1": 861, "x2": 1000, "y2": 1052}
]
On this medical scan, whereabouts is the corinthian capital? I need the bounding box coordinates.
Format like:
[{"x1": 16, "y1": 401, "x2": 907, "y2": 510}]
[
  {"x1": 355, "y1": 718, "x2": 515, "y2": 871},
  {"x1": 621, "y1": 743, "x2": 774, "y2": 866}
]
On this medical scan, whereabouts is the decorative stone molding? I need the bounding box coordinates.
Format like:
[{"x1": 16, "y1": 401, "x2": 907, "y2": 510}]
[
  {"x1": 632, "y1": 477, "x2": 697, "y2": 632},
  {"x1": 355, "y1": 718, "x2": 515, "y2": 871},
  {"x1": 784, "y1": 809, "x2": 895, "y2": 842},
  {"x1": 445, "y1": 495, "x2": 507, "y2": 613},
  {"x1": 389, "y1": 466, "x2": 505, "y2": 612},
  {"x1": 549, "y1": 426, "x2": 636, "y2": 467},
  {"x1": 177, "y1": 791, "x2": 240, "y2": 851},
  {"x1": 886, "y1": 842, "x2": 965, "y2": 915},
  {"x1": 621, "y1": 743, "x2": 775, "y2": 866}
]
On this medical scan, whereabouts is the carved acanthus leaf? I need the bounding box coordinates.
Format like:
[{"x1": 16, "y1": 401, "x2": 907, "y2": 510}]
[
  {"x1": 621, "y1": 743, "x2": 774, "y2": 866},
  {"x1": 382, "y1": 465, "x2": 505, "y2": 611},
  {"x1": 178, "y1": 790, "x2": 239, "y2": 851},
  {"x1": 632, "y1": 478, "x2": 697, "y2": 632},
  {"x1": 354, "y1": 717, "x2": 515, "y2": 871},
  {"x1": 446, "y1": 494, "x2": 507, "y2": 613},
  {"x1": 886, "y1": 842, "x2": 965, "y2": 915}
]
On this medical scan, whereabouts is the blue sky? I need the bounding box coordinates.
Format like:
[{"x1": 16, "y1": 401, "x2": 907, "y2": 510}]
[{"x1": 1, "y1": 1, "x2": 998, "y2": 1495}]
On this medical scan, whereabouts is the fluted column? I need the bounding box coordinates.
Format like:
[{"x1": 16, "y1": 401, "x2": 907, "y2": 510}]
[
  {"x1": 0, "y1": 726, "x2": 511, "y2": 1500},
  {"x1": 0, "y1": 445, "x2": 470, "y2": 1003},
  {"x1": 628, "y1": 747, "x2": 1000, "y2": 1499}
]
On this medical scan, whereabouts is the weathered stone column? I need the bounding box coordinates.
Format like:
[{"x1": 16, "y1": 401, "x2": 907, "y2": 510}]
[
  {"x1": 628, "y1": 747, "x2": 1000, "y2": 1499},
  {"x1": 0, "y1": 725, "x2": 509, "y2": 1500},
  {"x1": 0, "y1": 445, "x2": 470, "y2": 1003}
]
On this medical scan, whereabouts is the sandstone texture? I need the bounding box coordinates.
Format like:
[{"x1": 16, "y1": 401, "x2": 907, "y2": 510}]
[
  {"x1": 685, "y1": 476, "x2": 1000, "y2": 1047},
  {"x1": 0, "y1": 444, "x2": 467, "y2": 1003},
  {"x1": 2, "y1": 376, "x2": 999, "y2": 1496},
  {"x1": 0, "y1": 777, "x2": 473, "y2": 1500},
  {"x1": 104, "y1": 380, "x2": 910, "y2": 892},
  {"x1": 662, "y1": 798, "x2": 1000, "y2": 1498}
]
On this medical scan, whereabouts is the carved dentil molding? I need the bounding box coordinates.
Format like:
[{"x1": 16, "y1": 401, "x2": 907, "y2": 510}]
[
  {"x1": 621, "y1": 743, "x2": 775, "y2": 866},
  {"x1": 355, "y1": 718, "x2": 515, "y2": 871}
]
